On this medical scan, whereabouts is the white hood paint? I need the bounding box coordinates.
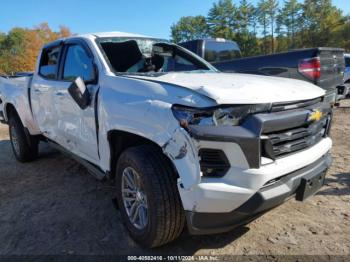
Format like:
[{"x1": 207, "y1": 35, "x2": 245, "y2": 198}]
[{"x1": 128, "y1": 72, "x2": 325, "y2": 104}]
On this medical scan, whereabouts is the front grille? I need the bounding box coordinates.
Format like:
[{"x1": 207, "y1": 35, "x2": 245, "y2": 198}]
[
  {"x1": 271, "y1": 97, "x2": 322, "y2": 112},
  {"x1": 262, "y1": 114, "x2": 330, "y2": 159},
  {"x1": 198, "y1": 149, "x2": 230, "y2": 177}
]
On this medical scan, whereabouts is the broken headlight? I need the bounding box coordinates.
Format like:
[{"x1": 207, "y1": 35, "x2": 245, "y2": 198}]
[{"x1": 172, "y1": 104, "x2": 271, "y2": 128}]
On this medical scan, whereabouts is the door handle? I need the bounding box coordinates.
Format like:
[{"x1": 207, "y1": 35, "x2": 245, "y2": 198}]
[
  {"x1": 34, "y1": 89, "x2": 41, "y2": 93},
  {"x1": 55, "y1": 92, "x2": 65, "y2": 97}
]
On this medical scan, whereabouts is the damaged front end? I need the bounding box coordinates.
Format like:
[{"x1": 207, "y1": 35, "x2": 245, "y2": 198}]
[{"x1": 162, "y1": 128, "x2": 201, "y2": 189}]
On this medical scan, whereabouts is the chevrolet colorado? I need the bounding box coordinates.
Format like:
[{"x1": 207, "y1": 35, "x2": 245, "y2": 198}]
[
  {"x1": 0, "y1": 32, "x2": 332, "y2": 247},
  {"x1": 179, "y1": 38, "x2": 345, "y2": 103}
]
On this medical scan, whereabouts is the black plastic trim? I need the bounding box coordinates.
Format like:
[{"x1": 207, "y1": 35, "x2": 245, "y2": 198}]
[
  {"x1": 198, "y1": 148, "x2": 230, "y2": 177},
  {"x1": 189, "y1": 124, "x2": 260, "y2": 168},
  {"x1": 94, "y1": 87, "x2": 101, "y2": 159},
  {"x1": 188, "y1": 102, "x2": 331, "y2": 169},
  {"x1": 186, "y1": 152, "x2": 332, "y2": 235}
]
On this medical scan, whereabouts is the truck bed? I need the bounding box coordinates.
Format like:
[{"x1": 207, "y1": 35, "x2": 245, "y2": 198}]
[
  {"x1": 0, "y1": 75, "x2": 37, "y2": 131},
  {"x1": 213, "y1": 47, "x2": 345, "y2": 93}
]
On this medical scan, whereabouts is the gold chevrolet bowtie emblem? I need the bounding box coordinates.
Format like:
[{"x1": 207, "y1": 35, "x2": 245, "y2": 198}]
[{"x1": 308, "y1": 109, "x2": 323, "y2": 122}]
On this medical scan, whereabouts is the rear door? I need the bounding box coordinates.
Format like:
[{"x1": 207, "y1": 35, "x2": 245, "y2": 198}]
[
  {"x1": 31, "y1": 44, "x2": 62, "y2": 139},
  {"x1": 52, "y1": 40, "x2": 100, "y2": 164}
]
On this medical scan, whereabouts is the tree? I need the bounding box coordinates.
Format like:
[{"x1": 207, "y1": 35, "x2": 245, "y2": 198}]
[
  {"x1": 207, "y1": 0, "x2": 237, "y2": 39},
  {"x1": 281, "y1": 0, "x2": 303, "y2": 48},
  {"x1": 302, "y1": 0, "x2": 344, "y2": 47},
  {"x1": 0, "y1": 28, "x2": 27, "y2": 74},
  {"x1": 171, "y1": 16, "x2": 209, "y2": 43},
  {"x1": 257, "y1": 0, "x2": 269, "y2": 54},
  {"x1": 0, "y1": 23, "x2": 72, "y2": 74},
  {"x1": 251, "y1": 6, "x2": 260, "y2": 36},
  {"x1": 236, "y1": 32, "x2": 260, "y2": 56},
  {"x1": 58, "y1": 26, "x2": 72, "y2": 38},
  {"x1": 236, "y1": 0, "x2": 260, "y2": 56},
  {"x1": 169, "y1": 0, "x2": 350, "y2": 55},
  {"x1": 237, "y1": 0, "x2": 255, "y2": 33},
  {"x1": 266, "y1": 0, "x2": 279, "y2": 53}
]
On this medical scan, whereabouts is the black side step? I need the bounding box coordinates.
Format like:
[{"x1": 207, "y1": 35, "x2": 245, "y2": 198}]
[{"x1": 48, "y1": 141, "x2": 106, "y2": 180}]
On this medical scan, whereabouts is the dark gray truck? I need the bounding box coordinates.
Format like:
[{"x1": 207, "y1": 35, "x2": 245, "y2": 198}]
[{"x1": 180, "y1": 39, "x2": 346, "y2": 103}]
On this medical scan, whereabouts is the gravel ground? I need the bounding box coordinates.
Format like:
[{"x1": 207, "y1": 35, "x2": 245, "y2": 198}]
[{"x1": 0, "y1": 101, "x2": 349, "y2": 256}]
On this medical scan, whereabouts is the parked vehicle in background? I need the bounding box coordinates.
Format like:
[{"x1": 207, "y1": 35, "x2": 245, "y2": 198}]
[
  {"x1": 180, "y1": 38, "x2": 346, "y2": 104},
  {"x1": 344, "y1": 53, "x2": 350, "y2": 97},
  {"x1": 0, "y1": 32, "x2": 333, "y2": 247}
]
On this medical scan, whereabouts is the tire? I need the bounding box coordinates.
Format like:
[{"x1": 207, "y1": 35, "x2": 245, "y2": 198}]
[
  {"x1": 115, "y1": 145, "x2": 185, "y2": 248},
  {"x1": 8, "y1": 112, "x2": 39, "y2": 162}
]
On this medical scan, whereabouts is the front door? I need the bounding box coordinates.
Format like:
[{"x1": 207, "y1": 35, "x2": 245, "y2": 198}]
[{"x1": 53, "y1": 43, "x2": 99, "y2": 164}]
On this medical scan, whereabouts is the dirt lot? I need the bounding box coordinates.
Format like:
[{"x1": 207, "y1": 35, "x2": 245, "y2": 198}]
[{"x1": 0, "y1": 101, "x2": 349, "y2": 256}]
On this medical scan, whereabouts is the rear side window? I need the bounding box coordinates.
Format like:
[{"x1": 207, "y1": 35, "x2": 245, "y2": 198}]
[
  {"x1": 39, "y1": 46, "x2": 61, "y2": 79},
  {"x1": 204, "y1": 41, "x2": 241, "y2": 63},
  {"x1": 345, "y1": 57, "x2": 350, "y2": 67},
  {"x1": 179, "y1": 41, "x2": 198, "y2": 54},
  {"x1": 63, "y1": 45, "x2": 94, "y2": 82}
]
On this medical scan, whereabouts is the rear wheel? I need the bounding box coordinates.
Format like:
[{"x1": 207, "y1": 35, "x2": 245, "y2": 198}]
[
  {"x1": 115, "y1": 145, "x2": 185, "y2": 247},
  {"x1": 8, "y1": 112, "x2": 38, "y2": 162}
]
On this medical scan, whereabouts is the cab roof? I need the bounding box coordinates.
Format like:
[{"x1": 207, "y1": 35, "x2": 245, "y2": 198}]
[
  {"x1": 41, "y1": 31, "x2": 167, "y2": 50},
  {"x1": 81, "y1": 31, "x2": 152, "y2": 39}
]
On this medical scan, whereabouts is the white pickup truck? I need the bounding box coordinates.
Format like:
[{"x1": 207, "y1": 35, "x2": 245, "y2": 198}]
[{"x1": 0, "y1": 32, "x2": 333, "y2": 247}]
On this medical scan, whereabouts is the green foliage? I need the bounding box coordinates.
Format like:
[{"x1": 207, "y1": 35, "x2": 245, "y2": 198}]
[
  {"x1": 236, "y1": 32, "x2": 260, "y2": 56},
  {"x1": 302, "y1": 0, "x2": 344, "y2": 47},
  {"x1": 277, "y1": 0, "x2": 303, "y2": 49},
  {"x1": 171, "y1": 16, "x2": 209, "y2": 43},
  {"x1": 236, "y1": 0, "x2": 261, "y2": 56},
  {"x1": 170, "y1": 0, "x2": 350, "y2": 57},
  {"x1": 237, "y1": 0, "x2": 255, "y2": 33},
  {"x1": 0, "y1": 23, "x2": 71, "y2": 74},
  {"x1": 256, "y1": 0, "x2": 270, "y2": 54},
  {"x1": 207, "y1": 0, "x2": 237, "y2": 39}
]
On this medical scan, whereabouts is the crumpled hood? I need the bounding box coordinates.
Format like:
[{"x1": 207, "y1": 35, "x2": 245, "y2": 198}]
[{"x1": 127, "y1": 72, "x2": 325, "y2": 104}]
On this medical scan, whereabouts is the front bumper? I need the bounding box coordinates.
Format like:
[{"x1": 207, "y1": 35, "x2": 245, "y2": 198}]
[
  {"x1": 179, "y1": 137, "x2": 332, "y2": 214},
  {"x1": 186, "y1": 152, "x2": 332, "y2": 235},
  {"x1": 171, "y1": 99, "x2": 333, "y2": 234}
]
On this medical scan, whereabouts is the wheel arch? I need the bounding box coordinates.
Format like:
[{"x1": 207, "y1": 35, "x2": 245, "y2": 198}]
[
  {"x1": 107, "y1": 129, "x2": 179, "y2": 180},
  {"x1": 3, "y1": 103, "x2": 18, "y2": 122}
]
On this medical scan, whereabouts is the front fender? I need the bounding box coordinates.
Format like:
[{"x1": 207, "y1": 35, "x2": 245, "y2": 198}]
[{"x1": 99, "y1": 98, "x2": 201, "y2": 189}]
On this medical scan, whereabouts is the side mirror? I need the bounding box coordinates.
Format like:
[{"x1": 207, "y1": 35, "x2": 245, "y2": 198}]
[{"x1": 68, "y1": 77, "x2": 90, "y2": 110}]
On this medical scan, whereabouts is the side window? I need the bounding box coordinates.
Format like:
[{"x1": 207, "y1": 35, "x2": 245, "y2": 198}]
[
  {"x1": 162, "y1": 55, "x2": 197, "y2": 72},
  {"x1": 179, "y1": 41, "x2": 197, "y2": 54},
  {"x1": 345, "y1": 57, "x2": 350, "y2": 67},
  {"x1": 63, "y1": 45, "x2": 95, "y2": 82},
  {"x1": 39, "y1": 46, "x2": 61, "y2": 79}
]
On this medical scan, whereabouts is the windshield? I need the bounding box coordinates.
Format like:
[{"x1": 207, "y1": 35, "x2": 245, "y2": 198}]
[{"x1": 96, "y1": 37, "x2": 215, "y2": 75}]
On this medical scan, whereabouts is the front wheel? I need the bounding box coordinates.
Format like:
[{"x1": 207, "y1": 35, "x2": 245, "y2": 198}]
[{"x1": 115, "y1": 145, "x2": 185, "y2": 248}]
